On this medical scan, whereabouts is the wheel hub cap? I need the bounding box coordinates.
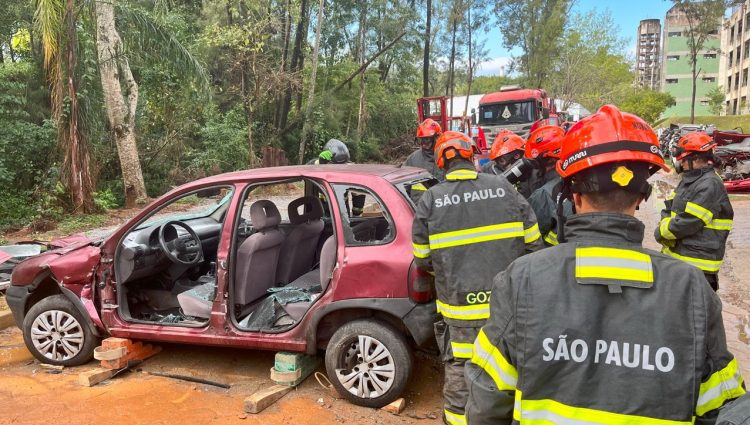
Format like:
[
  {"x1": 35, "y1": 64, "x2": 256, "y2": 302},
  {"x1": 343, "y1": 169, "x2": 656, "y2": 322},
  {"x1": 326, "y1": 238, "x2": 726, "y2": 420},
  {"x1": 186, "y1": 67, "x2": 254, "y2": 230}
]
[
  {"x1": 30, "y1": 310, "x2": 85, "y2": 362},
  {"x1": 335, "y1": 335, "x2": 395, "y2": 399}
]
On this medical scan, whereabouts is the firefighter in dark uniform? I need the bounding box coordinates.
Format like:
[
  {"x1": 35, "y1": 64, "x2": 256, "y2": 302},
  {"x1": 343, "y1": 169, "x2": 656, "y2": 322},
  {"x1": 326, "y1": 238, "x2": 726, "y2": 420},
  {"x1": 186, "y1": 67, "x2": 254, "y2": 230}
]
[
  {"x1": 655, "y1": 132, "x2": 733, "y2": 291},
  {"x1": 481, "y1": 130, "x2": 536, "y2": 199},
  {"x1": 405, "y1": 118, "x2": 446, "y2": 182},
  {"x1": 412, "y1": 131, "x2": 543, "y2": 425},
  {"x1": 465, "y1": 105, "x2": 745, "y2": 424},
  {"x1": 524, "y1": 125, "x2": 572, "y2": 245},
  {"x1": 308, "y1": 139, "x2": 365, "y2": 216}
]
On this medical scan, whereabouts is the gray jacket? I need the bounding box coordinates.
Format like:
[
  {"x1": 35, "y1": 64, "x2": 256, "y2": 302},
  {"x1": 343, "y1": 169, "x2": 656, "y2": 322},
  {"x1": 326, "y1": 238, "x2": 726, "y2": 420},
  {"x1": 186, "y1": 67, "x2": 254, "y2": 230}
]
[
  {"x1": 656, "y1": 167, "x2": 734, "y2": 275},
  {"x1": 411, "y1": 162, "x2": 542, "y2": 327},
  {"x1": 527, "y1": 171, "x2": 573, "y2": 245},
  {"x1": 404, "y1": 149, "x2": 445, "y2": 182},
  {"x1": 466, "y1": 213, "x2": 745, "y2": 424}
]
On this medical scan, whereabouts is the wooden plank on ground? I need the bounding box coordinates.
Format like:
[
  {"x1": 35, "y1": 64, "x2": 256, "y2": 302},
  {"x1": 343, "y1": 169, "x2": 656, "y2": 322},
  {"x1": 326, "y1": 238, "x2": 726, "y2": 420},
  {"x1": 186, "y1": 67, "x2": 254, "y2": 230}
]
[
  {"x1": 78, "y1": 368, "x2": 115, "y2": 387},
  {"x1": 244, "y1": 384, "x2": 294, "y2": 414}
]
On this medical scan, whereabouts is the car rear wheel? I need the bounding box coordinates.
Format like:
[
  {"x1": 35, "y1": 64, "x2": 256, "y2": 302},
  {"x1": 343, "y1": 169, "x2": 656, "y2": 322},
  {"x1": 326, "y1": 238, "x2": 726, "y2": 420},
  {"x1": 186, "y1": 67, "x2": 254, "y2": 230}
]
[
  {"x1": 325, "y1": 319, "x2": 412, "y2": 408},
  {"x1": 22, "y1": 295, "x2": 97, "y2": 366}
]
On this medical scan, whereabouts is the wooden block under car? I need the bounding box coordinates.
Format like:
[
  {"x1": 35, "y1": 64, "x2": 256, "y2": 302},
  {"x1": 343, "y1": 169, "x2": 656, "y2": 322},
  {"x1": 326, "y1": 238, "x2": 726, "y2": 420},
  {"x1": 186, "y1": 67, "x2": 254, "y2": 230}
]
[
  {"x1": 96, "y1": 337, "x2": 162, "y2": 370},
  {"x1": 382, "y1": 398, "x2": 406, "y2": 414},
  {"x1": 271, "y1": 352, "x2": 320, "y2": 387},
  {"x1": 244, "y1": 384, "x2": 294, "y2": 414}
]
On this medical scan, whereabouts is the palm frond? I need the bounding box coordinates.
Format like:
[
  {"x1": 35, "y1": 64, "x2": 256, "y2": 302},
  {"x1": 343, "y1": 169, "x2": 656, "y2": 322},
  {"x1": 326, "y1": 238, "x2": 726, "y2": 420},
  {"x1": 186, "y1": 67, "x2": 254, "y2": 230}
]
[
  {"x1": 34, "y1": 0, "x2": 64, "y2": 69},
  {"x1": 113, "y1": 2, "x2": 209, "y2": 95}
]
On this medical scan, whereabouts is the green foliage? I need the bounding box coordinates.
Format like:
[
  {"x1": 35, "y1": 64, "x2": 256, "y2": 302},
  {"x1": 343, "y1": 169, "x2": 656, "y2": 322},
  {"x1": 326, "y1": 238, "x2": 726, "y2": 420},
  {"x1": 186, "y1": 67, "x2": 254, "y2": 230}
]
[
  {"x1": 188, "y1": 105, "x2": 249, "y2": 175},
  {"x1": 56, "y1": 213, "x2": 109, "y2": 235},
  {"x1": 93, "y1": 189, "x2": 119, "y2": 211},
  {"x1": 706, "y1": 86, "x2": 725, "y2": 115},
  {"x1": 619, "y1": 89, "x2": 676, "y2": 124},
  {"x1": 456, "y1": 75, "x2": 521, "y2": 95}
]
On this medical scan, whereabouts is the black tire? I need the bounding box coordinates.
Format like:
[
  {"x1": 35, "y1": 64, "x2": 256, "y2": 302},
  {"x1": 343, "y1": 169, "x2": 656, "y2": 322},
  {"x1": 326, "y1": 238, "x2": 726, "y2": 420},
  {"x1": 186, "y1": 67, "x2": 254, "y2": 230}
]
[
  {"x1": 22, "y1": 295, "x2": 97, "y2": 366},
  {"x1": 324, "y1": 319, "x2": 412, "y2": 408}
]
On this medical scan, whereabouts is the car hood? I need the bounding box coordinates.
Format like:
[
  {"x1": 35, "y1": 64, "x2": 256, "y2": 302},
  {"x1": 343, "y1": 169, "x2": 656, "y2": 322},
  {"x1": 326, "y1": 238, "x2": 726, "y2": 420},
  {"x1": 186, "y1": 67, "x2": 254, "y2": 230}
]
[{"x1": 11, "y1": 239, "x2": 102, "y2": 288}]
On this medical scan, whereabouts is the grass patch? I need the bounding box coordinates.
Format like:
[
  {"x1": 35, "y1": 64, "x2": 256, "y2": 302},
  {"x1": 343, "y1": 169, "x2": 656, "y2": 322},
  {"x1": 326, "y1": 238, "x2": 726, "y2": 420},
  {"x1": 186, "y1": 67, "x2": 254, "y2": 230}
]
[
  {"x1": 56, "y1": 214, "x2": 109, "y2": 235},
  {"x1": 654, "y1": 115, "x2": 749, "y2": 131}
]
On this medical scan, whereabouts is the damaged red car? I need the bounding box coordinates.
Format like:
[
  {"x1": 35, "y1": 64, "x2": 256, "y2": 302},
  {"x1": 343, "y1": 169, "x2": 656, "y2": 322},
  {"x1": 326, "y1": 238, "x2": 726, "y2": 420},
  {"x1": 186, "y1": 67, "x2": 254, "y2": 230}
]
[{"x1": 6, "y1": 164, "x2": 438, "y2": 407}]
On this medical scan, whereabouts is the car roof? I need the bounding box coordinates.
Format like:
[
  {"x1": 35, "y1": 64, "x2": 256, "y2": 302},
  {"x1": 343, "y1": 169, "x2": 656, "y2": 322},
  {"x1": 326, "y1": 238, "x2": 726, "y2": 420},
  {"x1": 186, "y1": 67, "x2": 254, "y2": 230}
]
[{"x1": 190, "y1": 164, "x2": 431, "y2": 186}]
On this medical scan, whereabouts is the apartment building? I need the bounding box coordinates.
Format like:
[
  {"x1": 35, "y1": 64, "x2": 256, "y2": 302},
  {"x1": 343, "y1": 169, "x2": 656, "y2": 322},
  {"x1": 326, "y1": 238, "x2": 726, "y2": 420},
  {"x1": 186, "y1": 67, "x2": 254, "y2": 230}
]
[
  {"x1": 719, "y1": 1, "x2": 750, "y2": 115},
  {"x1": 637, "y1": 19, "x2": 662, "y2": 91}
]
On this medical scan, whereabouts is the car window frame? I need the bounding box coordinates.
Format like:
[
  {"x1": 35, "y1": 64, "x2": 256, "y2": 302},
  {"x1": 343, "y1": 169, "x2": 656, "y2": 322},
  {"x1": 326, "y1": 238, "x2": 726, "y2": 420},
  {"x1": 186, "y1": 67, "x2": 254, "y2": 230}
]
[{"x1": 331, "y1": 183, "x2": 396, "y2": 247}]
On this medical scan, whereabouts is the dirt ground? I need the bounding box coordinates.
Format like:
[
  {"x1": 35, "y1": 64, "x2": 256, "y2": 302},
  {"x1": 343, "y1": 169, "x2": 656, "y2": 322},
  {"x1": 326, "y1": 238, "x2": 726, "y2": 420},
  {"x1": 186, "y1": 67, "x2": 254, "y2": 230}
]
[{"x1": 1, "y1": 174, "x2": 750, "y2": 424}]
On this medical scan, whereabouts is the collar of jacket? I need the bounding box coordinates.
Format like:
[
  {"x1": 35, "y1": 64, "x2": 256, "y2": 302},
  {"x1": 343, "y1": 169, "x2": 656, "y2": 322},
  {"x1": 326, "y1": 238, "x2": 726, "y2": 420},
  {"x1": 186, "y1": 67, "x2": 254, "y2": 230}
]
[
  {"x1": 445, "y1": 162, "x2": 478, "y2": 181},
  {"x1": 681, "y1": 166, "x2": 715, "y2": 184},
  {"x1": 420, "y1": 149, "x2": 435, "y2": 160},
  {"x1": 542, "y1": 168, "x2": 561, "y2": 185},
  {"x1": 564, "y1": 213, "x2": 645, "y2": 247}
]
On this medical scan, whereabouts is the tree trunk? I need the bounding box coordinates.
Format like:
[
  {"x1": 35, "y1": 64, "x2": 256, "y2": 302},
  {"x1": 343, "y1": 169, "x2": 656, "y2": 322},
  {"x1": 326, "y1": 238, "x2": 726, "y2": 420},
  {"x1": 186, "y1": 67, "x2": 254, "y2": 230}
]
[
  {"x1": 356, "y1": 2, "x2": 367, "y2": 141},
  {"x1": 690, "y1": 62, "x2": 697, "y2": 124},
  {"x1": 463, "y1": 5, "x2": 472, "y2": 118},
  {"x1": 0, "y1": 41, "x2": 4, "y2": 64},
  {"x1": 294, "y1": 0, "x2": 311, "y2": 113},
  {"x1": 8, "y1": 34, "x2": 15, "y2": 63},
  {"x1": 447, "y1": 13, "x2": 457, "y2": 116},
  {"x1": 278, "y1": 0, "x2": 309, "y2": 130},
  {"x1": 95, "y1": 0, "x2": 148, "y2": 208},
  {"x1": 422, "y1": 0, "x2": 431, "y2": 97},
  {"x1": 274, "y1": 0, "x2": 292, "y2": 129},
  {"x1": 298, "y1": 0, "x2": 325, "y2": 164}
]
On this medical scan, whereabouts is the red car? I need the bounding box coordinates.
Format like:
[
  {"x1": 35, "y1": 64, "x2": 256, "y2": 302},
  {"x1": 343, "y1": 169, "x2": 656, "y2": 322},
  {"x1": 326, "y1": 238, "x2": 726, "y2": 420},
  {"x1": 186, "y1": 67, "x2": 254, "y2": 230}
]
[{"x1": 6, "y1": 165, "x2": 439, "y2": 407}]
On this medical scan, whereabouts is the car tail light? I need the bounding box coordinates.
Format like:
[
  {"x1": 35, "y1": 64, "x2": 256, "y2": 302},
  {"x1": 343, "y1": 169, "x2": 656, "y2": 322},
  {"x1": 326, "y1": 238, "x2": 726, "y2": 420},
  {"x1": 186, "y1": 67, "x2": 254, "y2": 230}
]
[{"x1": 408, "y1": 261, "x2": 435, "y2": 304}]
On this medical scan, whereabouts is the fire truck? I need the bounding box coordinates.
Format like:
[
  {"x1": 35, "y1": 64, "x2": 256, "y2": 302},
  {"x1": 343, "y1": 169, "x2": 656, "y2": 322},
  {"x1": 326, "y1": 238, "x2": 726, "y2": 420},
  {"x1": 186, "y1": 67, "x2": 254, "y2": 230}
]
[
  {"x1": 417, "y1": 96, "x2": 487, "y2": 151},
  {"x1": 477, "y1": 85, "x2": 556, "y2": 143}
]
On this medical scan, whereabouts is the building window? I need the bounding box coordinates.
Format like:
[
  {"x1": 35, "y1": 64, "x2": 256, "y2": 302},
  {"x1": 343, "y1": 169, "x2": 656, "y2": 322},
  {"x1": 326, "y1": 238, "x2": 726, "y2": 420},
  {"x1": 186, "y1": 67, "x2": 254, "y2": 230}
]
[
  {"x1": 667, "y1": 55, "x2": 680, "y2": 61},
  {"x1": 728, "y1": 77, "x2": 732, "y2": 92},
  {"x1": 703, "y1": 53, "x2": 717, "y2": 59},
  {"x1": 700, "y1": 100, "x2": 710, "y2": 106},
  {"x1": 743, "y1": 69, "x2": 748, "y2": 87},
  {"x1": 703, "y1": 76, "x2": 716, "y2": 83},
  {"x1": 666, "y1": 78, "x2": 679, "y2": 84},
  {"x1": 668, "y1": 31, "x2": 681, "y2": 37},
  {"x1": 708, "y1": 29, "x2": 718, "y2": 36}
]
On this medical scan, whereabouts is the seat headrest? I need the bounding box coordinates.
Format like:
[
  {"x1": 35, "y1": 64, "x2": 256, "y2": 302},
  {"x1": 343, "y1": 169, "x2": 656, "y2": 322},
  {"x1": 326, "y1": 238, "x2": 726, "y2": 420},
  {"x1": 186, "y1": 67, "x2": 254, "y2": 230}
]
[
  {"x1": 250, "y1": 200, "x2": 281, "y2": 230},
  {"x1": 288, "y1": 196, "x2": 323, "y2": 225}
]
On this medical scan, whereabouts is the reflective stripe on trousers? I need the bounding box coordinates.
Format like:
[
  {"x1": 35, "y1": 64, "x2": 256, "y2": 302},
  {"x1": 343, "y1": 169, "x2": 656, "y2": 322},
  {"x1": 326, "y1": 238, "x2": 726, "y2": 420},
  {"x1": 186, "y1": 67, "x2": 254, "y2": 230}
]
[
  {"x1": 436, "y1": 299, "x2": 490, "y2": 321},
  {"x1": 696, "y1": 357, "x2": 746, "y2": 415},
  {"x1": 412, "y1": 242, "x2": 430, "y2": 258},
  {"x1": 444, "y1": 409, "x2": 466, "y2": 425},
  {"x1": 575, "y1": 247, "x2": 654, "y2": 283},
  {"x1": 450, "y1": 341, "x2": 473, "y2": 359},
  {"x1": 662, "y1": 247, "x2": 722, "y2": 273},
  {"x1": 512, "y1": 391, "x2": 695, "y2": 425}
]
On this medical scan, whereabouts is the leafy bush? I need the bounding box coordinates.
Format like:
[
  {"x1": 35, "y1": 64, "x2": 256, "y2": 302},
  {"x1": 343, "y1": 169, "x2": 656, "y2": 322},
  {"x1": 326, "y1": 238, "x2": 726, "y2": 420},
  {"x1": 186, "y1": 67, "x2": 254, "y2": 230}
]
[{"x1": 94, "y1": 189, "x2": 120, "y2": 211}]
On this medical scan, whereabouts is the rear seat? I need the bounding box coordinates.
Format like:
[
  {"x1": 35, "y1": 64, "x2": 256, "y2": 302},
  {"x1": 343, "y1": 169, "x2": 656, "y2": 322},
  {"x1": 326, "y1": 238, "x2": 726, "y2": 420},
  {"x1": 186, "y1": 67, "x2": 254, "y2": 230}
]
[{"x1": 277, "y1": 236, "x2": 337, "y2": 322}]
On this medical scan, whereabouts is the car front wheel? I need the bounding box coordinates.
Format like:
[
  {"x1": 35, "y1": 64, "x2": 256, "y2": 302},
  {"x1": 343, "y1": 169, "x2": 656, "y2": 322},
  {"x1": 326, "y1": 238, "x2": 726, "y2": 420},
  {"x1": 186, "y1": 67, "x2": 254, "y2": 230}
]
[
  {"x1": 22, "y1": 295, "x2": 97, "y2": 366},
  {"x1": 325, "y1": 319, "x2": 412, "y2": 408}
]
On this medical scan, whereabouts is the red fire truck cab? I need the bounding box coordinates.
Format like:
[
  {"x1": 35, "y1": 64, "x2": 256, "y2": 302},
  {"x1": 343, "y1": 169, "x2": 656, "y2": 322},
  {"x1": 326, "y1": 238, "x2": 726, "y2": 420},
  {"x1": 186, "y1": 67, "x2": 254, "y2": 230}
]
[{"x1": 477, "y1": 86, "x2": 556, "y2": 145}]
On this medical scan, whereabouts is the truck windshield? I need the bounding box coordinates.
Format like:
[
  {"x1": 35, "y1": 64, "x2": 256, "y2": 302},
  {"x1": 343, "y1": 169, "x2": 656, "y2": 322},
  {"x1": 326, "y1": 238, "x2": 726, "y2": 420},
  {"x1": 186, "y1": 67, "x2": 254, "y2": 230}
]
[{"x1": 479, "y1": 100, "x2": 536, "y2": 125}]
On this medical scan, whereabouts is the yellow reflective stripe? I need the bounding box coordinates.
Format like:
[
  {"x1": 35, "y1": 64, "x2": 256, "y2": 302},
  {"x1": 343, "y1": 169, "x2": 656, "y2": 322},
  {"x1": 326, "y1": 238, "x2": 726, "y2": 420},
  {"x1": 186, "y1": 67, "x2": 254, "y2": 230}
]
[
  {"x1": 660, "y1": 217, "x2": 677, "y2": 240},
  {"x1": 705, "y1": 218, "x2": 733, "y2": 231},
  {"x1": 429, "y1": 222, "x2": 524, "y2": 249},
  {"x1": 696, "y1": 357, "x2": 746, "y2": 416},
  {"x1": 685, "y1": 201, "x2": 713, "y2": 225},
  {"x1": 524, "y1": 223, "x2": 541, "y2": 243},
  {"x1": 575, "y1": 247, "x2": 654, "y2": 283},
  {"x1": 446, "y1": 170, "x2": 478, "y2": 181},
  {"x1": 436, "y1": 299, "x2": 490, "y2": 320},
  {"x1": 513, "y1": 392, "x2": 694, "y2": 425},
  {"x1": 412, "y1": 242, "x2": 431, "y2": 258},
  {"x1": 471, "y1": 329, "x2": 517, "y2": 391},
  {"x1": 662, "y1": 247, "x2": 722, "y2": 272},
  {"x1": 667, "y1": 190, "x2": 676, "y2": 200},
  {"x1": 451, "y1": 341, "x2": 474, "y2": 359},
  {"x1": 544, "y1": 231, "x2": 559, "y2": 246},
  {"x1": 444, "y1": 410, "x2": 466, "y2": 425},
  {"x1": 412, "y1": 183, "x2": 428, "y2": 191}
]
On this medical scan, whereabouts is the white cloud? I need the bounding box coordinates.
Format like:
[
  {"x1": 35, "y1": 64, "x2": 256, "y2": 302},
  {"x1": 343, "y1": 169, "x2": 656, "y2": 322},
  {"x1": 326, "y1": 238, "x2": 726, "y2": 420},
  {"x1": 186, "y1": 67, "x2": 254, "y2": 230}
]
[{"x1": 475, "y1": 57, "x2": 513, "y2": 76}]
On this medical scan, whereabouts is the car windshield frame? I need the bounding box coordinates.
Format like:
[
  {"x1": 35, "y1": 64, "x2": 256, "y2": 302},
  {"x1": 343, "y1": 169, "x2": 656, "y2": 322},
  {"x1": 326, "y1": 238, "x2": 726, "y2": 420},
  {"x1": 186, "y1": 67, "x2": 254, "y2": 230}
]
[
  {"x1": 134, "y1": 189, "x2": 234, "y2": 231},
  {"x1": 479, "y1": 100, "x2": 537, "y2": 126}
]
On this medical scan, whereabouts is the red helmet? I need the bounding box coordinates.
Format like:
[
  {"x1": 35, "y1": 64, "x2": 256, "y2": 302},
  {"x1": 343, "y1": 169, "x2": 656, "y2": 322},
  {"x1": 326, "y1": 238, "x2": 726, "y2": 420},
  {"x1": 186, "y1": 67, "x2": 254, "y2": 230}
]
[
  {"x1": 525, "y1": 125, "x2": 565, "y2": 160},
  {"x1": 434, "y1": 131, "x2": 478, "y2": 169},
  {"x1": 490, "y1": 130, "x2": 525, "y2": 161},
  {"x1": 673, "y1": 132, "x2": 716, "y2": 161},
  {"x1": 556, "y1": 104, "x2": 668, "y2": 179},
  {"x1": 416, "y1": 119, "x2": 442, "y2": 138}
]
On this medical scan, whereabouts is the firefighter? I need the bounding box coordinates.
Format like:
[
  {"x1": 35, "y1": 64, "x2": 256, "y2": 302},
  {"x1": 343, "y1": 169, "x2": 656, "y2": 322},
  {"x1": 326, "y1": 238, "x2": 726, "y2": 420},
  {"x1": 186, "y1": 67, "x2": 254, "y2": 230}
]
[
  {"x1": 481, "y1": 130, "x2": 536, "y2": 198},
  {"x1": 654, "y1": 132, "x2": 734, "y2": 291},
  {"x1": 411, "y1": 131, "x2": 542, "y2": 425},
  {"x1": 405, "y1": 118, "x2": 446, "y2": 181},
  {"x1": 524, "y1": 125, "x2": 572, "y2": 245},
  {"x1": 308, "y1": 139, "x2": 365, "y2": 216},
  {"x1": 464, "y1": 105, "x2": 745, "y2": 424}
]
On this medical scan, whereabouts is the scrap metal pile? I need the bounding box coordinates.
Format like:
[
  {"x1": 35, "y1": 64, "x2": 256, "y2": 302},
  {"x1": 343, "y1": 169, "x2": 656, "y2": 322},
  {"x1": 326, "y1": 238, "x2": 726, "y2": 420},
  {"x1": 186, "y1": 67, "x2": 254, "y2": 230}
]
[{"x1": 659, "y1": 123, "x2": 750, "y2": 193}]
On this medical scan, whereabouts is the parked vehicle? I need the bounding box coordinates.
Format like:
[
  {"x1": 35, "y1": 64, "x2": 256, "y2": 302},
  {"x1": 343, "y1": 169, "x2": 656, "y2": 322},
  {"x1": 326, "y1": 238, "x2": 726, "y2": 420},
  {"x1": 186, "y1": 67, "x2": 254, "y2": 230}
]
[
  {"x1": 5, "y1": 165, "x2": 439, "y2": 407},
  {"x1": 477, "y1": 85, "x2": 556, "y2": 141}
]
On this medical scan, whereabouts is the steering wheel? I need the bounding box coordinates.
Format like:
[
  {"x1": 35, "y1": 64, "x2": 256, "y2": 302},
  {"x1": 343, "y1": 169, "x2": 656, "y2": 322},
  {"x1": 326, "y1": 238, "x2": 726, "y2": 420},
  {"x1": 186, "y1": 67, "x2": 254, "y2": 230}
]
[{"x1": 158, "y1": 221, "x2": 203, "y2": 265}]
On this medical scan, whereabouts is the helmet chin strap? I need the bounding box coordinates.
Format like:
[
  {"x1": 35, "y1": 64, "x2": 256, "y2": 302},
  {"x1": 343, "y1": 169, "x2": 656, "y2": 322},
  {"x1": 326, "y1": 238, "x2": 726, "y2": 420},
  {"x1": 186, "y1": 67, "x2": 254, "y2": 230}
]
[{"x1": 555, "y1": 182, "x2": 573, "y2": 244}]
